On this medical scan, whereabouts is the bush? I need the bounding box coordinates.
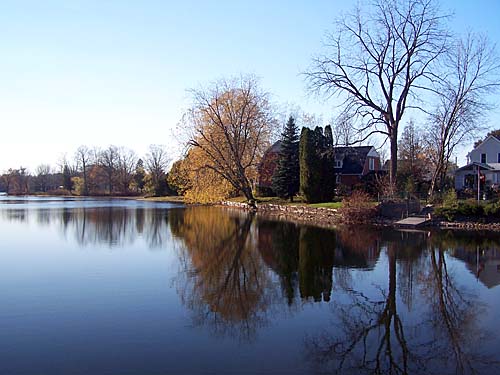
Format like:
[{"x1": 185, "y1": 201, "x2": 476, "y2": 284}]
[
  {"x1": 442, "y1": 189, "x2": 458, "y2": 209},
  {"x1": 339, "y1": 190, "x2": 378, "y2": 224},
  {"x1": 484, "y1": 201, "x2": 500, "y2": 217},
  {"x1": 457, "y1": 200, "x2": 483, "y2": 216}
]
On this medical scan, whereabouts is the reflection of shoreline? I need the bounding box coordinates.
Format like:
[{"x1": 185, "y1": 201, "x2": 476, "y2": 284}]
[{"x1": 0, "y1": 206, "x2": 175, "y2": 249}]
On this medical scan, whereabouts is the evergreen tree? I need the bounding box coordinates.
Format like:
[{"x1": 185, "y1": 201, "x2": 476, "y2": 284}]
[
  {"x1": 134, "y1": 159, "x2": 146, "y2": 193},
  {"x1": 272, "y1": 116, "x2": 300, "y2": 201},
  {"x1": 62, "y1": 164, "x2": 73, "y2": 192},
  {"x1": 299, "y1": 126, "x2": 336, "y2": 203}
]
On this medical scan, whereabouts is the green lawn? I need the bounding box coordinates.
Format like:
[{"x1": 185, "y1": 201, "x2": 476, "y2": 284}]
[
  {"x1": 308, "y1": 202, "x2": 343, "y2": 209},
  {"x1": 228, "y1": 196, "x2": 343, "y2": 208}
]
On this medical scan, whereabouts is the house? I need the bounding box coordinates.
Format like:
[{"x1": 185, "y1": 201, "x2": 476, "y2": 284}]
[
  {"x1": 257, "y1": 141, "x2": 282, "y2": 196},
  {"x1": 257, "y1": 142, "x2": 382, "y2": 195},
  {"x1": 455, "y1": 135, "x2": 500, "y2": 191},
  {"x1": 333, "y1": 146, "x2": 382, "y2": 189}
]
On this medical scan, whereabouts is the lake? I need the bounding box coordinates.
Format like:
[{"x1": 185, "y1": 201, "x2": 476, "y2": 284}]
[{"x1": 1, "y1": 196, "x2": 499, "y2": 375}]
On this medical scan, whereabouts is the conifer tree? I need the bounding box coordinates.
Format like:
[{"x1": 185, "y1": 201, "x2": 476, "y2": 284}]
[
  {"x1": 272, "y1": 116, "x2": 299, "y2": 201},
  {"x1": 299, "y1": 126, "x2": 335, "y2": 203}
]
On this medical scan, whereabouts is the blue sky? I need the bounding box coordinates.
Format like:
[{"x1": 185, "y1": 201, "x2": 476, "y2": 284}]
[{"x1": 0, "y1": 0, "x2": 499, "y2": 172}]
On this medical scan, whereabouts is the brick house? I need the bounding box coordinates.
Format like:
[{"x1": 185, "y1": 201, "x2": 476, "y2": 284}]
[
  {"x1": 257, "y1": 142, "x2": 382, "y2": 195},
  {"x1": 333, "y1": 146, "x2": 382, "y2": 190},
  {"x1": 257, "y1": 141, "x2": 282, "y2": 196}
]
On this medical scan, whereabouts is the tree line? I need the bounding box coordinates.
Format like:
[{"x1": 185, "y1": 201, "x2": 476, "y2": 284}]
[{"x1": 0, "y1": 144, "x2": 171, "y2": 196}]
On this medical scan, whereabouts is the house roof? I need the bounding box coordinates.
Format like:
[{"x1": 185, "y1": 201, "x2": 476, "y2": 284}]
[
  {"x1": 266, "y1": 140, "x2": 282, "y2": 154},
  {"x1": 334, "y1": 146, "x2": 374, "y2": 174},
  {"x1": 455, "y1": 162, "x2": 499, "y2": 173}
]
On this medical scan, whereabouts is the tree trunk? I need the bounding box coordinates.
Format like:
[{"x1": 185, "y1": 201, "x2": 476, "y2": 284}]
[{"x1": 390, "y1": 133, "x2": 398, "y2": 185}]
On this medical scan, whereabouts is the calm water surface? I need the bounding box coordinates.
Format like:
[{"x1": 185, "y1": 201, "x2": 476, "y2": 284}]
[{"x1": 1, "y1": 196, "x2": 499, "y2": 375}]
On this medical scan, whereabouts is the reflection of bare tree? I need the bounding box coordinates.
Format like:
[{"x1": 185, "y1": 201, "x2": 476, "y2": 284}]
[
  {"x1": 307, "y1": 232, "x2": 499, "y2": 375},
  {"x1": 419, "y1": 247, "x2": 499, "y2": 375},
  {"x1": 307, "y1": 246, "x2": 417, "y2": 374},
  {"x1": 172, "y1": 207, "x2": 276, "y2": 341}
]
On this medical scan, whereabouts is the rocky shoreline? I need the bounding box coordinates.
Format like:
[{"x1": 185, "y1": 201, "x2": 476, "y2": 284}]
[{"x1": 219, "y1": 200, "x2": 500, "y2": 231}]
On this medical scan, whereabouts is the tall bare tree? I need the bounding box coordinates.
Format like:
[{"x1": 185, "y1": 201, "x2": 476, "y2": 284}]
[
  {"x1": 426, "y1": 33, "x2": 500, "y2": 197},
  {"x1": 75, "y1": 146, "x2": 93, "y2": 196},
  {"x1": 184, "y1": 76, "x2": 274, "y2": 203},
  {"x1": 99, "y1": 145, "x2": 119, "y2": 195},
  {"x1": 145, "y1": 144, "x2": 170, "y2": 196},
  {"x1": 116, "y1": 147, "x2": 137, "y2": 194},
  {"x1": 306, "y1": 0, "x2": 449, "y2": 183}
]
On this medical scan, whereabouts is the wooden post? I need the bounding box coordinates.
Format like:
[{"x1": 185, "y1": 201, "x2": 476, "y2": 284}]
[{"x1": 477, "y1": 164, "x2": 480, "y2": 202}]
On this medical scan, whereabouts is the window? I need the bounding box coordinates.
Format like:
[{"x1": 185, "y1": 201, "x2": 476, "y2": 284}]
[
  {"x1": 481, "y1": 153, "x2": 487, "y2": 163},
  {"x1": 334, "y1": 158, "x2": 343, "y2": 168},
  {"x1": 369, "y1": 157, "x2": 375, "y2": 171},
  {"x1": 336, "y1": 174, "x2": 341, "y2": 184},
  {"x1": 498, "y1": 153, "x2": 500, "y2": 163}
]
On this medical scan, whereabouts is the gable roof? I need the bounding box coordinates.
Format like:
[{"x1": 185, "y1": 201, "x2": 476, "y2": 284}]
[
  {"x1": 334, "y1": 146, "x2": 375, "y2": 174},
  {"x1": 473, "y1": 134, "x2": 500, "y2": 151}
]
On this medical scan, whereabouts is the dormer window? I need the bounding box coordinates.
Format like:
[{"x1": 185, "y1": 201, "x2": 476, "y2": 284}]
[{"x1": 481, "y1": 153, "x2": 487, "y2": 163}]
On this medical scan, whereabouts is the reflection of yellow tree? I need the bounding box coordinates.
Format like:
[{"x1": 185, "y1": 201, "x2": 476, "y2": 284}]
[{"x1": 172, "y1": 207, "x2": 275, "y2": 340}]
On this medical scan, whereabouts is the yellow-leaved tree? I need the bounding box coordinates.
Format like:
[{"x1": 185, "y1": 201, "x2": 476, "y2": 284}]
[{"x1": 181, "y1": 75, "x2": 275, "y2": 204}]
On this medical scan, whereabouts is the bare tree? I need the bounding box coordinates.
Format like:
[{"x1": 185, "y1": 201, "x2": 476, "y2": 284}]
[
  {"x1": 145, "y1": 144, "x2": 170, "y2": 196},
  {"x1": 99, "y1": 145, "x2": 119, "y2": 195},
  {"x1": 185, "y1": 76, "x2": 275, "y2": 203},
  {"x1": 74, "y1": 146, "x2": 93, "y2": 196},
  {"x1": 306, "y1": 0, "x2": 449, "y2": 183},
  {"x1": 426, "y1": 33, "x2": 500, "y2": 197},
  {"x1": 331, "y1": 111, "x2": 359, "y2": 146},
  {"x1": 35, "y1": 164, "x2": 52, "y2": 192},
  {"x1": 116, "y1": 147, "x2": 137, "y2": 194}
]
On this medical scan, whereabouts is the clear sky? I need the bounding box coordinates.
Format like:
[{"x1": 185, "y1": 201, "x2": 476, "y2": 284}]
[{"x1": 0, "y1": 0, "x2": 499, "y2": 173}]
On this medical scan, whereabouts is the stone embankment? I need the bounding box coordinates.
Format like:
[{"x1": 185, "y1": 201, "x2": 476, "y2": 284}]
[
  {"x1": 220, "y1": 201, "x2": 500, "y2": 231},
  {"x1": 436, "y1": 220, "x2": 500, "y2": 231},
  {"x1": 220, "y1": 201, "x2": 341, "y2": 226}
]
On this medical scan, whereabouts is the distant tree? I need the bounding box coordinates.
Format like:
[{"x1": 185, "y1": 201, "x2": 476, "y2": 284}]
[
  {"x1": 74, "y1": 146, "x2": 93, "y2": 195},
  {"x1": 99, "y1": 146, "x2": 119, "y2": 195},
  {"x1": 133, "y1": 159, "x2": 146, "y2": 194},
  {"x1": 183, "y1": 76, "x2": 275, "y2": 204},
  {"x1": 116, "y1": 147, "x2": 137, "y2": 194},
  {"x1": 35, "y1": 164, "x2": 52, "y2": 192},
  {"x1": 397, "y1": 120, "x2": 428, "y2": 192},
  {"x1": 272, "y1": 116, "x2": 300, "y2": 201},
  {"x1": 145, "y1": 144, "x2": 170, "y2": 196},
  {"x1": 62, "y1": 164, "x2": 73, "y2": 192},
  {"x1": 332, "y1": 112, "x2": 359, "y2": 146}
]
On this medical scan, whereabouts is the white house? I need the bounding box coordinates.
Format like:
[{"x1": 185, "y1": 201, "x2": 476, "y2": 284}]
[{"x1": 455, "y1": 135, "x2": 500, "y2": 191}]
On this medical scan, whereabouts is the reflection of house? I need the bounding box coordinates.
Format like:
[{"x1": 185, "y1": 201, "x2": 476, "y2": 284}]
[
  {"x1": 257, "y1": 142, "x2": 382, "y2": 195},
  {"x1": 333, "y1": 146, "x2": 381, "y2": 189},
  {"x1": 450, "y1": 247, "x2": 500, "y2": 289},
  {"x1": 455, "y1": 135, "x2": 500, "y2": 191}
]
